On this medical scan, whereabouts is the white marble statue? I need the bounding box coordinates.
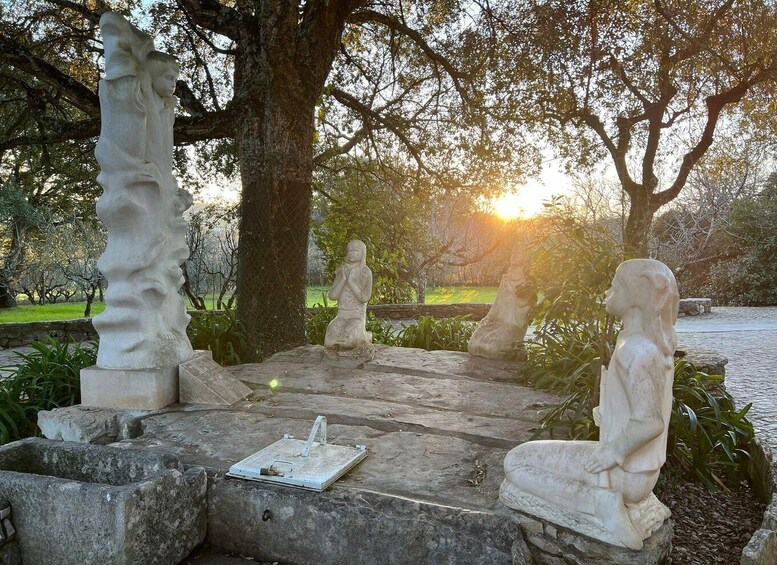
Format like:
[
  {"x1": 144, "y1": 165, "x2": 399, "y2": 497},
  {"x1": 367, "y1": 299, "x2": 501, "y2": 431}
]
[
  {"x1": 324, "y1": 240, "x2": 373, "y2": 351},
  {"x1": 500, "y1": 259, "x2": 679, "y2": 550},
  {"x1": 468, "y1": 244, "x2": 533, "y2": 360},
  {"x1": 92, "y1": 12, "x2": 193, "y2": 369}
]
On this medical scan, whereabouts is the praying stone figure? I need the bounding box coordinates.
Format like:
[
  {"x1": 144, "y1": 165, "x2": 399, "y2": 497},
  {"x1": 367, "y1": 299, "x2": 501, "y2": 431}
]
[
  {"x1": 324, "y1": 240, "x2": 373, "y2": 352},
  {"x1": 81, "y1": 12, "x2": 193, "y2": 409},
  {"x1": 468, "y1": 244, "x2": 533, "y2": 360},
  {"x1": 500, "y1": 259, "x2": 679, "y2": 550}
]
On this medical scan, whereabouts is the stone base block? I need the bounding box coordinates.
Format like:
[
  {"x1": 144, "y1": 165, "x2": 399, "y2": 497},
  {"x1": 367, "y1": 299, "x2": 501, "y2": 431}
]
[
  {"x1": 0, "y1": 438, "x2": 207, "y2": 565},
  {"x1": 80, "y1": 365, "x2": 178, "y2": 410},
  {"x1": 504, "y1": 511, "x2": 672, "y2": 564}
]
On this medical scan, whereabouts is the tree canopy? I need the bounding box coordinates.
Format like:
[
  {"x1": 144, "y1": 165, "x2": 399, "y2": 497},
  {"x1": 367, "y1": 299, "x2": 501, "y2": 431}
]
[
  {"x1": 486, "y1": 0, "x2": 777, "y2": 253},
  {"x1": 1, "y1": 0, "x2": 534, "y2": 358}
]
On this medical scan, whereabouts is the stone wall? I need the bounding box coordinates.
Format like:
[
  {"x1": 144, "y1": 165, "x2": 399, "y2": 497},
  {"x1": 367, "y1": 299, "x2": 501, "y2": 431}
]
[{"x1": 0, "y1": 319, "x2": 97, "y2": 349}]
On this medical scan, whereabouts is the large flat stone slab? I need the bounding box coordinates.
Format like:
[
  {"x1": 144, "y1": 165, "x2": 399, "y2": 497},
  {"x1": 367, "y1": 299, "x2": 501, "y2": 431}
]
[{"x1": 106, "y1": 345, "x2": 670, "y2": 564}]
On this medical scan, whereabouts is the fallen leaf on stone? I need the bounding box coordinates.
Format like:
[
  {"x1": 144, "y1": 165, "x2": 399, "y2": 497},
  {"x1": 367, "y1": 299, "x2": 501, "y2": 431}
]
[{"x1": 467, "y1": 459, "x2": 486, "y2": 486}]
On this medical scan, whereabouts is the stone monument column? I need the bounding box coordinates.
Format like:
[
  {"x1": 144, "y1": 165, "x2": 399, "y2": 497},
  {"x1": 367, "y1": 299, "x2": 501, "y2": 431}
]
[{"x1": 80, "y1": 12, "x2": 193, "y2": 410}]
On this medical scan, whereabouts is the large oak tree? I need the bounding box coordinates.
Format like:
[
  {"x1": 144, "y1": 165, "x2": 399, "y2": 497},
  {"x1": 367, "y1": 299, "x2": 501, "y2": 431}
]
[{"x1": 1, "y1": 1, "x2": 527, "y2": 359}]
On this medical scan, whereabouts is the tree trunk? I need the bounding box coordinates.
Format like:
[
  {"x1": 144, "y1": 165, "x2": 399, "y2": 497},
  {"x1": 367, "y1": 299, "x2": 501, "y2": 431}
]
[
  {"x1": 0, "y1": 282, "x2": 16, "y2": 308},
  {"x1": 623, "y1": 190, "x2": 657, "y2": 257},
  {"x1": 234, "y1": 54, "x2": 317, "y2": 361},
  {"x1": 83, "y1": 287, "x2": 95, "y2": 318},
  {"x1": 415, "y1": 276, "x2": 427, "y2": 304}
]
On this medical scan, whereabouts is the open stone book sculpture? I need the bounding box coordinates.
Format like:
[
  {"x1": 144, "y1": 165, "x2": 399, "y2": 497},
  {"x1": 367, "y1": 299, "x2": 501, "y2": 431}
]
[
  {"x1": 81, "y1": 13, "x2": 193, "y2": 409},
  {"x1": 500, "y1": 259, "x2": 679, "y2": 550},
  {"x1": 324, "y1": 240, "x2": 373, "y2": 353},
  {"x1": 468, "y1": 243, "x2": 533, "y2": 360}
]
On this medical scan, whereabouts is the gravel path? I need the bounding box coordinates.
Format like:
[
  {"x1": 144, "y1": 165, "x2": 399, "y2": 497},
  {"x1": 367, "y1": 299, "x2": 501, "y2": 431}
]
[{"x1": 675, "y1": 307, "x2": 777, "y2": 450}]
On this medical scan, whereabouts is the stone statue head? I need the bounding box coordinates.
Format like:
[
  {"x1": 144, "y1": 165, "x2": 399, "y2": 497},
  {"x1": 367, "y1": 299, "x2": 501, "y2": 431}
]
[
  {"x1": 510, "y1": 243, "x2": 529, "y2": 268},
  {"x1": 147, "y1": 51, "x2": 179, "y2": 98},
  {"x1": 346, "y1": 240, "x2": 367, "y2": 266},
  {"x1": 606, "y1": 259, "x2": 679, "y2": 356}
]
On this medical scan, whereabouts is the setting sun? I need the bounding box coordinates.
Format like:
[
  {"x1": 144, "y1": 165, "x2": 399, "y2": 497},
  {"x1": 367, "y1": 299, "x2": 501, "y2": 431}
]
[{"x1": 490, "y1": 188, "x2": 545, "y2": 221}]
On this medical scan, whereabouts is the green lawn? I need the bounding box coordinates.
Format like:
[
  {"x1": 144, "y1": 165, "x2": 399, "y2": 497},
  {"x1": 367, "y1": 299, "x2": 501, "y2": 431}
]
[{"x1": 0, "y1": 286, "x2": 497, "y2": 323}]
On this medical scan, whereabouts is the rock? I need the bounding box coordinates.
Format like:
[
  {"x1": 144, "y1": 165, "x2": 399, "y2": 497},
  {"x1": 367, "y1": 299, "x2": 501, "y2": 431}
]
[
  {"x1": 677, "y1": 298, "x2": 712, "y2": 317},
  {"x1": 512, "y1": 536, "x2": 535, "y2": 564},
  {"x1": 741, "y1": 529, "x2": 777, "y2": 565},
  {"x1": 38, "y1": 405, "x2": 144, "y2": 444}
]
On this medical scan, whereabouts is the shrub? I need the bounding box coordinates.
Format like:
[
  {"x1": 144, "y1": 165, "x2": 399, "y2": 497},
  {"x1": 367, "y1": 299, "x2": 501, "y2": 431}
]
[
  {"x1": 0, "y1": 338, "x2": 96, "y2": 445},
  {"x1": 187, "y1": 307, "x2": 246, "y2": 366},
  {"x1": 392, "y1": 315, "x2": 475, "y2": 352},
  {"x1": 305, "y1": 295, "x2": 338, "y2": 345},
  {"x1": 669, "y1": 360, "x2": 754, "y2": 489}
]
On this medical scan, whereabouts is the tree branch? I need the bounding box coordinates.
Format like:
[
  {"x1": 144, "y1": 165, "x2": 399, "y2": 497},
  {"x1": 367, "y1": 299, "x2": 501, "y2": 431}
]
[
  {"x1": 313, "y1": 126, "x2": 369, "y2": 166},
  {"x1": 348, "y1": 9, "x2": 471, "y2": 104},
  {"x1": 0, "y1": 109, "x2": 235, "y2": 151},
  {"x1": 0, "y1": 33, "x2": 100, "y2": 117},
  {"x1": 176, "y1": 0, "x2": 248, "y2": 41},
  {"x1": 654, "y1": 72, "x2": 774, "y2": 207},
  {"x1": 330, "y1": 86, "x2": 429, "y2": 174}
]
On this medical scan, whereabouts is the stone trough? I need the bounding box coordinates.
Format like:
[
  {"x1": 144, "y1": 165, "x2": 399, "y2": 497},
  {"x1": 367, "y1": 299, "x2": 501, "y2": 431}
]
[
  {"x1": 36, "y1": 345, "x2": 678, "y2": 564},
  {"x1": 0, "y1": 438, "x2": 206, "y2": 565}
]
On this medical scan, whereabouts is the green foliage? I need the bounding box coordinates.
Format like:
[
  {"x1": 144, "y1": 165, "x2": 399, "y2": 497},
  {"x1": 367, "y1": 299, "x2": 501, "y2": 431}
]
[
  {"x1": 0, "y1": 338, "x2": 96, "y2": 445},
  {"x1": 312, "y1": 163, "x2": 427, "y2": 304},
  {"x1": 668, "y1": 171, "x2": 777, "y2": 306},
  {"x1": 187, "y1": 307, "x2": 246, "y2": 366},
  {"x1": 305, "y1": 295, "x2": 338, "y2": 346},
  {"x1": 392, "y1": 315, "x2": 475, "y2": 352},
  {"x1": 522, "y1": 213, "x2": 622, "y2": 438},
  {"x1": 669, "y1": 360, "x2": 754, "y2": 489}
]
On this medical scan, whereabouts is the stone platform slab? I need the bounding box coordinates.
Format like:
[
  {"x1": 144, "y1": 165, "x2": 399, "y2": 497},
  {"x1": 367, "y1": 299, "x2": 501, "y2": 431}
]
[{"x1": 44, "y1": 345, "x2": 672, "y2": 564}]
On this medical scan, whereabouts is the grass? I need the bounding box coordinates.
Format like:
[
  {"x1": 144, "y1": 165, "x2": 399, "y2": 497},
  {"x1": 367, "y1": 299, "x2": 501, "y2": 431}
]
[
  {"x1": 0, "y1": 302, "x2": 106, "y2": 323},
  {"x1": 0, "y1": 286, "x2": 498, "y2": 323}
]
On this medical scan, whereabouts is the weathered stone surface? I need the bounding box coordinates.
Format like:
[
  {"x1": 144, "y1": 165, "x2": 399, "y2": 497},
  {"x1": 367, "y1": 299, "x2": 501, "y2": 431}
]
[
  {"x1": 741, "y1": 529, "x2": 777, "y2": 565},
  {"x1": 0, "y1": 319, "x2": 97, "y2": 349},
  {"x1": 675, "y1": 345, "x2": 728, "y2": 378},
  {"x1": 208, "y1": 476, "x2": 517, "y2": 565},
  {"x1": 677, "y1": 298, "x2": 712, "y2": 317},
  {"x1": 179, "y1": 354, "x2": 251, "y2": 405},
  {"x1": 512, "y1": 536, "x2": 535, "y2": 565},
  {"x1": 80, "y1": 364, "x2": 178, "y2": 410},
  {"x1": 97, "y1": 345, "x2": 667, "y2": 564},
  {"x1": 37, "y1": 405, "x2": 145, "y2": 444},
  {"x1": 0, "y1": 544, "x2": 21, "y2": 565},
  {"x1": 505, "y1": 508, "x2": 672, "y2": 564},
  {"x1": 364, "y1": 346, "x2": 526, "y2": 382},
  {"x1": 0, "y1": 496, "x2": 19, "y2": 565},
  {"x1": 0, "y1": 438, "x2": 206, "y2": 565}
]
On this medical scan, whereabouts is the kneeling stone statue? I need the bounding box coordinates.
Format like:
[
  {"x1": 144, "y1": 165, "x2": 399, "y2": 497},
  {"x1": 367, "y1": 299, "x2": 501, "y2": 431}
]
[
  {"x1": 468, "y1": 244, "x2": 532, "y2": 360},
  {"x1": 324, "y1": 240, "x2": 373, "y2": 353},
  {"x1": 500, "y1": 259, "x2": 679, "y2": 550}
]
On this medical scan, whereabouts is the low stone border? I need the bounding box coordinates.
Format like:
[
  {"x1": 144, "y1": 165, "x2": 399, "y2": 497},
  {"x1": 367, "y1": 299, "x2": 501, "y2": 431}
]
[
  {"x1": 0, "y1": 298, "x2": 712, "y2": 349},
  {"x1": 742, "y1": 436, "x2": 777, "y2": 564},
  {"x1": 0, "y1": 319, "x2": 96, "y2": 349}
]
